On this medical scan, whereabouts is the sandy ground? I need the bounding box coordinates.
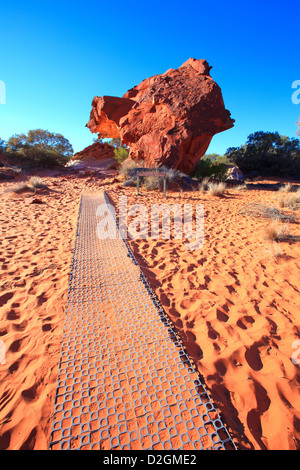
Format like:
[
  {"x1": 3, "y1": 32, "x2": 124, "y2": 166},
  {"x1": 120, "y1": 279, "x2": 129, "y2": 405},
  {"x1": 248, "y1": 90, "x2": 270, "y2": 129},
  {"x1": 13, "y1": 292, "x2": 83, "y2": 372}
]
[{"x1": 0, "y1": 171, "x2": 300, "y2": 450}]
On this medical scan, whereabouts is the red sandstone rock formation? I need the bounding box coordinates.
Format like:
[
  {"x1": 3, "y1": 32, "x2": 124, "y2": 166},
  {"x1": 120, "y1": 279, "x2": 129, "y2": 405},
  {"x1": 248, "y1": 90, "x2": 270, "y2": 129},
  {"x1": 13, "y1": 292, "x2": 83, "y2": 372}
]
[
  {"x1": 71, "y1": 141, "x2": 115, "y2": 161},
  {"x1": 86, "y1": 58, "x2": 234, "y2": 174},
  {"x1": 87, "y1": 96, "x2": 135, "y2": 139}
]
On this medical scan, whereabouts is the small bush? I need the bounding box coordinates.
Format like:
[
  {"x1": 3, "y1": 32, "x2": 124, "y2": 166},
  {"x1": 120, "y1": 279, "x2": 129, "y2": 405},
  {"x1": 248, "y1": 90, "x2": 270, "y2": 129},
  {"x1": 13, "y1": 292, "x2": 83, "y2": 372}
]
[
  {"x1": 207, "y1": 182, "x2": 227, "y2": 196},
  {"x1": 164, "y1": 167, "x2": 183, "y2": 183},
  {"x1": 267, "y1": 241, "x2": 284, "y2": 260},
  {"x1": 277, "y1": 196, "x2": 286, "y2": 208}
]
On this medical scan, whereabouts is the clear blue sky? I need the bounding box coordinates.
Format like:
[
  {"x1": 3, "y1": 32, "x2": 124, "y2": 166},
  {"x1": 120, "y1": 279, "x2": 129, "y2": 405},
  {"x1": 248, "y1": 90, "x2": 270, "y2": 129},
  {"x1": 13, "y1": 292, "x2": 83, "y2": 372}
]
[{"x1": 0, "y1": 0, "x2": 299, "y2": 155}]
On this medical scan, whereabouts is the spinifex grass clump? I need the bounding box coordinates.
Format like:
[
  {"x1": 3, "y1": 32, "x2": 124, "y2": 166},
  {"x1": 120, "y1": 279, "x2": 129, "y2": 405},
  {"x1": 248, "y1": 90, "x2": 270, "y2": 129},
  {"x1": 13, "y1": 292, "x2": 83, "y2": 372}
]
[
  {"x1": 264, "y1": 223, "x2": 290, "y2": 242},
  {"x1": 207, "y1": 182, "x2": 227, "y2": 196},
  {"x1": 11, "y1": 176, "x2": 47, "y2": 193},
  {"x1": 278, "y1": 183, "x2": 293, "y2": 193},
  {"x1": 28, "y1": 176, "x2": 45, "y2": 188}
]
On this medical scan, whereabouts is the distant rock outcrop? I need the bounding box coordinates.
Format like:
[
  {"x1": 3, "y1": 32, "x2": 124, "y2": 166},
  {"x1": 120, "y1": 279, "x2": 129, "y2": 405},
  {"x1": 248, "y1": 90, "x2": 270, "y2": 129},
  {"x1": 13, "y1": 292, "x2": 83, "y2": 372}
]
[
  {"x1": 86, "y1": 58, "x2": 234, "y2": 174},
  {"x1": 70, "y1": 141, "x2": 115, "y2": 161}
]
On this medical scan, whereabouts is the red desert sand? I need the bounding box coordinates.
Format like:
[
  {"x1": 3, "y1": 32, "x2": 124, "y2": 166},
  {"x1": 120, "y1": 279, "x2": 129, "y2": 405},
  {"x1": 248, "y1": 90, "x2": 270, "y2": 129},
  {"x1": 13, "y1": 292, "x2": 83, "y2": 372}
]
[{"x1": 0, "y1": 173, "x2": 300, "y2": 450}]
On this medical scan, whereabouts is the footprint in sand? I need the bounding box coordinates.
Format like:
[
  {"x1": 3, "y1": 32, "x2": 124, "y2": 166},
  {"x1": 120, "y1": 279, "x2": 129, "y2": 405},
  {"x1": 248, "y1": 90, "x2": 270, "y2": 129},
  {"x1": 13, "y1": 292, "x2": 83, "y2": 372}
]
[
  {"x1": 9, "y1": 338, "x2": 23, "y2": 353},
  {"x1": 6, "y1": 309, "x2": 20, "y2": 321},
  {"x1": 12, "y1": 319, "x2": 28, "y2": 332},
  {"x1": 237, "y1": 315, "x2": 255, "y2": 330},
  {"x1": 216, "y1": 309, "x2": 229, "y2": 322},
  {"x1": 226, "y1": 285, "x2": 236, "y2": 294},
  {"x1": 42, "y1": 317, "x2": 53, "y2": 332},
  {"x1": 28, "y1": 280, "x2": 39, "y2": 295},
  {"x1": 21, "y1": 384, "x2": 39, "y2": 401},
  {"x1": 42, "y1": 324, "x2": 52, "y2": 332},
  {"x1": 214, "y1": 358, "x2": 227, "y2": 376},
  {"x1": 246, "y1": 379, "x2": 271, "y2": 450},
  {"x1": 9, "y1": 359, "x2": 20, "y2": 374},
  {"x1": 245, "y1": 343, "x2": 264, "y2": 371},
  {"x1": 37, "y1": 292, "x2": 48, "y2": 306},
  {"x1": 206, "y1": 321, "x2": 220, "y2": 340},
  {"x1": 0, "y1": 292, "x2": 14, "y2": 307}
]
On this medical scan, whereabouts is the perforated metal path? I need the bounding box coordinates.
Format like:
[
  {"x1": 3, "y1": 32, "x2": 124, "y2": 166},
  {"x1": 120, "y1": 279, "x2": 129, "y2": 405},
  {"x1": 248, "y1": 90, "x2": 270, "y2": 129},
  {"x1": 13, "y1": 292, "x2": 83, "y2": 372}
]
[{"x1": 49, "y1": 192, "x2": 235, "y2": 450}]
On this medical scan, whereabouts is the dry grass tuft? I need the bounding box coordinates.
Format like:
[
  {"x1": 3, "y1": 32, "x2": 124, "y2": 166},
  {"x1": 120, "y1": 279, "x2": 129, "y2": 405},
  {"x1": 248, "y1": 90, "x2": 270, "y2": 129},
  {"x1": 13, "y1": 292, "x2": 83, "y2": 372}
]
[
  {"x1": 198, "y1": 177, "x2": 210, "y2": 193},
  {"x1": 278, "y1": 183, "x2": 293, "y2": 193},
  {"x1": 207, "y1": 182, "x2": 227, "y2": 197},
  {"x1": 277, "y1": 191, "x2": 300, "y2": 210},
  {"x1": 264, "y1": 222, "x2": 290, "y2": 242},
  {"x1": 28, "y1": 176, "x2": 46, "y2": 188},
  {"x1": 277, "y1": 196, "x2": 286, "y2": 208},
  {"x1": 285, "y1": 195, "x2": 298, "y2": 210},
  {"x1": 11, "y1": 176, "x2": 47, "y2": 194}
]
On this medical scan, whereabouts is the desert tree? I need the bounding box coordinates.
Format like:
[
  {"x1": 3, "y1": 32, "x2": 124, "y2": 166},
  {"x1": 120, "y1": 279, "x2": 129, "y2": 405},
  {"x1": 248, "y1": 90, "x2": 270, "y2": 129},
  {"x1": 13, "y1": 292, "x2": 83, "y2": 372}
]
[
  {"x1": 225, "y1": 131, "x2": 300, "y2": 177},
  {"x1": 6, "y1": 129, "x2": 73, "y2": 168}
]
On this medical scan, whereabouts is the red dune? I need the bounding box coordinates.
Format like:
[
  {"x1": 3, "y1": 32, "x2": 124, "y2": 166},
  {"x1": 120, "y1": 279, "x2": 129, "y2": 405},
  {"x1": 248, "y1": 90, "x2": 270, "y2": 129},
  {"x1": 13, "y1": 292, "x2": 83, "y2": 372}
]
[{"x1": 0, "y1": 174, "x2": 299, "y2": 450}]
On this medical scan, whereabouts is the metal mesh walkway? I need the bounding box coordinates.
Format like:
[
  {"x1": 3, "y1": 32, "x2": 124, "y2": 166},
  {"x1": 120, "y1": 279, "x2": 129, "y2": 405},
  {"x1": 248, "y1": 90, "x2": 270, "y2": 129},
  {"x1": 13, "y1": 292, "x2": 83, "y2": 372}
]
[{"x1": 49, "y1": 192, "x2": 235, "y2": 450}]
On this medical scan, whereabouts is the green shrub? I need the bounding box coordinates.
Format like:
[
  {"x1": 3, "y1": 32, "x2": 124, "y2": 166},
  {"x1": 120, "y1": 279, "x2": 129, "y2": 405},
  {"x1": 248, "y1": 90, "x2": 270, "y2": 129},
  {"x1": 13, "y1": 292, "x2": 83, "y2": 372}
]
[
  {"x1": 202, "y1": 153, "x2": 233, "y2": 164},
  {"x1": 191, "y1": 159, "x2": 228, "y2": 180},
  {"x1": 113, "y1": 146, "x2": 129, "y2": 165}
]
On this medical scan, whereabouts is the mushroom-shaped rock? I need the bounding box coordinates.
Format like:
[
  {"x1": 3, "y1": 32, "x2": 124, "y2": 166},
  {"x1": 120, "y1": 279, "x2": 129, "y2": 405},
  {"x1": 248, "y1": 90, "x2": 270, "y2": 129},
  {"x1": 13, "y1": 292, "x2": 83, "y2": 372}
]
[{"x1": 86, "y1": 59, "x2": 234, "y2": 174}]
